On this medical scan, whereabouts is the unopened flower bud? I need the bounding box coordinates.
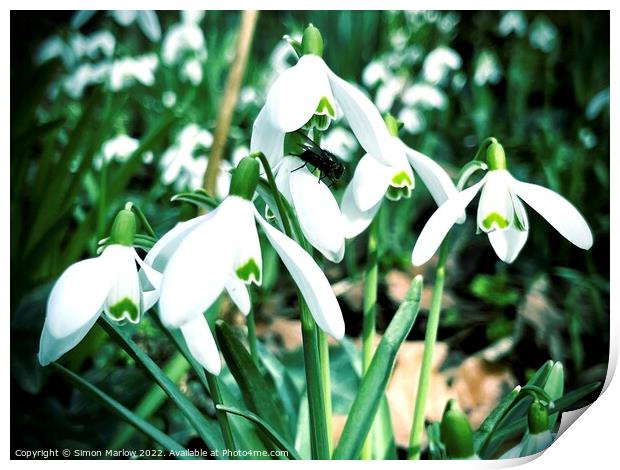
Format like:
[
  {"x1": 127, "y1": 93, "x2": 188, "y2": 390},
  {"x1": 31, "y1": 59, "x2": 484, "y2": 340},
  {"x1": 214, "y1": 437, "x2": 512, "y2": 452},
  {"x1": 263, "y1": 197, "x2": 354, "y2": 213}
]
[
  {"x1": 440, "y1": 400, "x2": 475, "y2": 459},
  {"x1": 109, "y1": 206, "x2": 136, "y2": 247},
  {"x1": 528, "y1": 399, "x2": 550, "y2": 435},
  {"x1": 230, "y1": 155, "x2": 260, "y2": 201},
  {"x1": 486, "y1": 141, "x2": 506, "y2": 170},
  {"x1": 302, "y1": 23, "x2": 324, "y2": 57}
]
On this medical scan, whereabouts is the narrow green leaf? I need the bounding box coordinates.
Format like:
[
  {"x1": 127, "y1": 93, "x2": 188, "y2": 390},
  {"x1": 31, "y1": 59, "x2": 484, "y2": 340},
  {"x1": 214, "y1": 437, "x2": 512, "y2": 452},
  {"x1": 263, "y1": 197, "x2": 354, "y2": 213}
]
[
  {"x1": 214, "y1": 320, "x2": 291, "y2": 441},
  {"x1": 426, "y1": 422, "x2": 447, "y2": 460},
  {"x1": 110, "y1": 353, "x2": 190, "y2": 449},
  {"x1": 333, "y1": 275, "x2": 424, "y2": 460},
  {"x1": 217, "y1": 405, "x2": 301, "y2": 460},
  {"x1": 372, "y1": 397, "x2": 397, "y2": 459},
  {"x1": 98, "y1": 317, "x2": 226, "y2": 455},
  {"x1": 171, "y1": 191, "x2": 219, "y2": 210},
  {"x1": 148, "y1": 313, "x2": 267, "y2": 455},
  {"x1": 474, "y1": 385, "x2": 521, "y2": 457},
  {"x1": 51, "y1": 363, "x2": 189, "y2": 457}
]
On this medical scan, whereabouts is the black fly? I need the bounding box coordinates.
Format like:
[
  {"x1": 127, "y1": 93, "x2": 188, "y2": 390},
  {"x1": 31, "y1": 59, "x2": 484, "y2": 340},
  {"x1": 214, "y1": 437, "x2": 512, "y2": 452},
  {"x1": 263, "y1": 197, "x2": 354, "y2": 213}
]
[{"x1": 291, "y1": 131, "x2": 346, "y2": 185}]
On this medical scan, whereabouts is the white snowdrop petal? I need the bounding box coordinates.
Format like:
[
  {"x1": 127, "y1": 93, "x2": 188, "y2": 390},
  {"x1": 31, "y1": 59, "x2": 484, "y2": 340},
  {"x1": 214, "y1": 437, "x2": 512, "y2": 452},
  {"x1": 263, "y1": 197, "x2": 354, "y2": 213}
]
[
  {"x1": 512, "y1": 178, "x2": 593, "y2": 250},
  {"x1": 254, "y1": 210, "x2": 345, "y2": 339},
  {"x1": 290, "y1": 166, "x2": 345, "y2": 263},
  {"x1": 350, "y1": 153, "x2": 392, "y2": 212},
  {"x1": 341, "y1": 180, "x2": 382, "y2": 239},
  {"x1": 250, "y1": 106, "x2": 285, "y2": 168},
  {"x1": 159, "y1": 199, "x2": 240, "y2": 328},
  {"x1": 412, "y1": 178, "x2": 486, "y2": 266},
  {"x1": 180, "y1": 315, "x2": 221, "y2": 375},
  {"x1": 477, "y1": 170, "x2": 514, "y2": 233},
  {"x1": 225, "y1": 276, "x2": 251, "y2": 316},
  {"x1": 487, "y1": 194, "x2": 529, "y2": 263}
]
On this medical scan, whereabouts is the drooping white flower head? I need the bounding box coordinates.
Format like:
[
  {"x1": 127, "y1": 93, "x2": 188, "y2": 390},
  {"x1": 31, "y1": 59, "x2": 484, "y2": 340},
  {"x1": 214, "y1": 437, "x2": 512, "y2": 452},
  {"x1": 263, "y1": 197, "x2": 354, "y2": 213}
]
[
  {"x1": 250, "y1": 24, "x2": 397, "y2": 170},
  {"x1": 145, "y1": 157, "x2": 345, "y2": 375},
  {"x1": 162, "y1": 12, "x2": 207, "y2": 66},
  {"x1": 251, "y1": 24, "x2": 400, "y2": 261},
  {"x1": 422, "y1": 46, "x2": 462, "y2": 84},
  {"x1": 341, "y1": 114, "x2": 461, "y2": 238},
  {"x1": 500, "y1": 399, "x2": 554, "y2": 459},
  {"x1": 412, "y1": 141, "x2": 594, "y2": 266},
  {"x1": 38, "y1": 207, "x2": 160, "y2": 366},
  {"x1": 109, "y1": 54, "x2": 158, "y2": 91}
]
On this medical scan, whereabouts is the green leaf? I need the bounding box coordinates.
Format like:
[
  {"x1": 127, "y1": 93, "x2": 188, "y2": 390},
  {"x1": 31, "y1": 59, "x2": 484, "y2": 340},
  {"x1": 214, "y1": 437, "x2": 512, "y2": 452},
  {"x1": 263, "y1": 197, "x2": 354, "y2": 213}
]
[
  {"x1": 215, "y1": 320, "x2": 292, "y2": 441},
  {"x1": 98, "y1": 317, "x2": 226, "y2": 455},
  {"x1": 51, "y1": 363, "x2": 189, "y2": 457},
  {"x1": 426, "y1": 422, "x2": 447, "y2": 460},
  {"x1": 148, "y1": 313, "x2": 268, "y2": 455},
  {"x1": 110, "y1": 353, "x2": 191, "y2": 449},
  {"x1": 171, "y1": 191, "x2": 219, "y2": 210},
  {"x1": 333, "y1": 275, "x2": 423, "y2": 459},
  {"x1": 474, "y1": 385, "x2": 521, "y2": 457},
  {"x1": 216, "y1": 405, "x2": 301, "y2": 460}
]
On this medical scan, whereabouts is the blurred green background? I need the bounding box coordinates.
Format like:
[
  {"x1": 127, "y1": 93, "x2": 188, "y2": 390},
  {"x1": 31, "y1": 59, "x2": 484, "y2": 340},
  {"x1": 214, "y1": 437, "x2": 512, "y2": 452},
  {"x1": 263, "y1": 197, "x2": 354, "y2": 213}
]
[{"x1": 11, "y1": 10, "x2": 609, "y2": 457}]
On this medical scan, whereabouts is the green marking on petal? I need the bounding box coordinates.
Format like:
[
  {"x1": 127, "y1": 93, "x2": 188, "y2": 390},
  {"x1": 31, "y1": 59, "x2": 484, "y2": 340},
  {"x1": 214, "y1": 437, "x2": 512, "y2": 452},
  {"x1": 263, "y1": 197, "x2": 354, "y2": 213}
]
[
  {"x1": 390, "y1": 170, "x2": 414, "y2": 189},
  {"x1": 386, "y1": 185, "x2": 412, "y2": 201},
  {"x1": 316, "y1": 96, "x2": 336, "y2": 119},
  {"x1": 311, "y1": 114, "x2": 331, "y2": 131},
  {"x1": 482, "y1": 212, "x2": 510, "y2": 230},
  {"x1": 106, "y1": 297, "x2": 139, "y2": 324},
  {"x1": 236, "y1": 258, "x2": 261, "y2": 284}
]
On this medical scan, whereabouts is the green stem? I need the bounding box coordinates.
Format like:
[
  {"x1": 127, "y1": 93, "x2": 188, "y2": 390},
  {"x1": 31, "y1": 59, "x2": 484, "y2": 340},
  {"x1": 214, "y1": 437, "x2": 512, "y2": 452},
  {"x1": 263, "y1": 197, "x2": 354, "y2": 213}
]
[
  {"x1": 247, "y1": 308, "x2": 259, "y2": 368},
  {"x1": 97, "y1": 162, "x2": 107, "y2": 240},
  {"x1": 360, "y1": 216, "x2": 379, "y2": 459},
  {"x1": 130, "y1": 203, "x2": 157, "y2": 238},
  {"x1": 254, "y1": 149, "x2": 329, "y2": 459},
  {"x1": 408, "y1": 240, "x2": 450, "y2": 460},
  {"x1": 206, "y1": 372, "x2": 237, "y2": 458},
  {"x1": 318, "y1": 328, "x2": 333, "y2": 455}
]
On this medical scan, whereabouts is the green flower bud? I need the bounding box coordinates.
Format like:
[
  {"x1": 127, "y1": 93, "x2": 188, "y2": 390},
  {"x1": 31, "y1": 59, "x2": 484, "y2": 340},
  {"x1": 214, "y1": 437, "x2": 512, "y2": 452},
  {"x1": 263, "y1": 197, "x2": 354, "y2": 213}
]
[
  {"x1": 302, "y1": 23, "x2": 324, "y2": 57},
  {"x1": 528, "y1": 399, "x2": 550, "y2": 435},
  {"x1": 109, "y1": 206, "x2": 136, "y2": 247},
  {"x1": 384, "y1": 113, "x2": 401, "y2": 137},
  {"x1": 230, "y1": 155, "x2": 260, "y2": 201},
  {"x1": 486, "y1": 141, "x2": 506, "y2": 170},
  {"x1": 440, "y1": 400, "x2": 475, "y2": 459}
]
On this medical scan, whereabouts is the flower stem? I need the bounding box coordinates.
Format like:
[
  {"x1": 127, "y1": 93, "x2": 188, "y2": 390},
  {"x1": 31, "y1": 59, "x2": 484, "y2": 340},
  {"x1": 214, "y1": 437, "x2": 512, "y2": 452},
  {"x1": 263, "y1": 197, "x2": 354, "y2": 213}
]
[
  {"x1": 206, "y1": 372, "x2": 237, "y2": 458},
  {"x1": 246, "y1": 307, "x2": 259, "y2": 368},
  {"x1": 408, "y1": 239, "x2": 450, "y2": 460},
  {"x1": 318, "y1": 328, "x2": 333, "y2": 454},
  {"x1": 360, "y1": 216, "x2": 380, "y2": 459},
  {"x1": 255, "y1": 150, "x2": 329, "y2": 459}
]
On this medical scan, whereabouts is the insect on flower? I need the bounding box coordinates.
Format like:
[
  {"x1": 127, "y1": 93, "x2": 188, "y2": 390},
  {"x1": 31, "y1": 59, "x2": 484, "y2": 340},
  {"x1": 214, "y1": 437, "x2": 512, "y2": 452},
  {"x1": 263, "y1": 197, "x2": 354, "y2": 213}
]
[{"x1": 292, "y1": 130, "x2": 345, "y2": 185}]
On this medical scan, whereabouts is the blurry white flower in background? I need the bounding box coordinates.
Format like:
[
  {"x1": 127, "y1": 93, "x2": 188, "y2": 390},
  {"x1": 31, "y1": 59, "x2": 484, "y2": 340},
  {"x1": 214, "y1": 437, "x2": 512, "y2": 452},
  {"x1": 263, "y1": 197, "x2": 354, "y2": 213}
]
[
  {"x1": 375, "y1": 75, "x2": 406, "y2": 113},
  {"x1": 162, "y1": 91, "x2": 177, "y2": 108},
  {"x1": 160, "y1": 124, "x2": 234, "y2": 200},
  {"x1": 321, "y1": 127, "x2": 359, "y2": 161},
  {"x1": 402, "y1": 83, "x2": 448, "y2": 110},
  {"x1": 422, "y1": 46, "x2": 462, "y2": 84},
  {"x1": 362, "y1": 60, "x2": 390, "y2": 88},
  {"x1": 267, "y1": 39, "x2": 298, "y2": 85},
  {"x1": 529, "y1": 16, "x2": 559, "y2": 53},
  {"x1": 162, "y1": 11, "x2": 207, "y2": 85},
  {"x1": 498, "y1": 11, "x2": 528, "y2": 38},
  {"x1": 474, "y1": 51, "x2": 502, "y2": 86},
  {"x1": 181, "y1": 57, "x2": 203, "y2": 85},
  {"x1": 36, "y1": 31, "x2": 116, "y2": 68},
  {"x1": 63, "y1": 62, "x2": 111, "y2": 99},
  {"x1": 71, "y1": 10, "x2": 161, "y2": 42},
  {"x1": 238, "y1": 86, "x2": 260, "y2": 107},
  {"x1": 109, "y1": 54, "x2": 158, "y2": 91},
  {"x1": 94, "y1": 134, "x2": 154, "y2": 169},
  {"x1": 397, "y1": 108, "x2": 425, "y2": 135}
]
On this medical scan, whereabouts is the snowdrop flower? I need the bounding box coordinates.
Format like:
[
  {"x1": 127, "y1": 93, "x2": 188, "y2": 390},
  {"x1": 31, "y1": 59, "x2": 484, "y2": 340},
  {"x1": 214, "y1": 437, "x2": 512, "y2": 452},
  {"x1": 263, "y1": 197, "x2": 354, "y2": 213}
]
[
  {"x1": 95, "y1": 134, "x2": 153, "y2": 169},
  {"x1": 181, "y1": 57, "x2": 203, "y2": 85},
  {"x1": 422, "y1": 46, "x2": 462, "y2": 84},
  {"x1": 375, "y1": 75, "x2": 406, "y2": 113},
  {"x1": 412, "y1": 140, "x2": 593, "y2": 266},
  {"x1": 72, "y1": 10, "x2": 161, "y2": 42},
  {"x1": 398, "y1": 108, "x2": 425, "y2": 135},
  {"x1": 474, "y1": 51, "x2": 502, "y2": 86},
  {"x1": 402, "y1": 83, "x2": 448, "y2": 110},
  {"x1": 109, "y1": 54, "x2": 158, "y2": 91},
  {"x1": 146, "y1": 157, "x2": 344, "y2": 374},
  {"x1": 251, "y1": 24, "x2": 398, "y2": 169},
  {"x1": 529, "y1": 16, "x2": 559, "y2": 53},
  {"x1": 70, "y1": 31, "x2": 116, "y2": 60},
  {"x1": 498, "y1": 11, "x2": 528, "y2": 38},
  {"x1": 63, "y1": 62, "x2": 111, "y2": 99},
  {"x1": 160, "y1": 124, "x2": 214, "y2": 192},
  {"x1": 38, "y1": 206, "x2": 160, "y2": 366},
  {"x1": 362, "y1": 60, "x2": 390, "y2": 88},
  {"x1": 500, "y1": 400, "x2": 554, "y2": 458},
  {"x1": 341, "y1": 114, "x2": 460, "y2": 238},
  {"x1": 162, "y1": 91, "x2": 177, "y2": 108},
  {"x1": 162, "y1": 12, "x2": 207, "y2": 66}
]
